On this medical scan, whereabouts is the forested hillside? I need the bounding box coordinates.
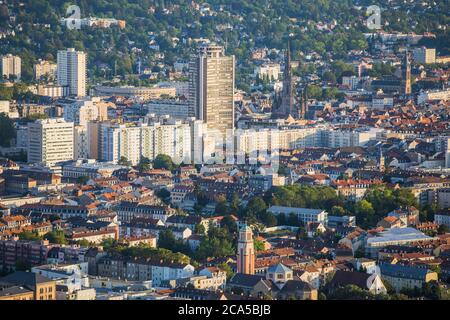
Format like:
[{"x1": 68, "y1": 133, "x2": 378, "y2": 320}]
[{"x1": 0, "y1": 0, "x2": 448, "y2": 83}]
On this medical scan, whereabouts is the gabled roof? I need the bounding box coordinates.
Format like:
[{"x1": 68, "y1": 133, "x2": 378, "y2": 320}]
[
  {"x1": 228, "y1": 273, "x2": 265, "y2": 288},
  {"x1": 329, "y1": 270, "x2": 372, "y2": 290},
  {"x1": 0, "y1": 271, "x2": 53, "y2": 289}
]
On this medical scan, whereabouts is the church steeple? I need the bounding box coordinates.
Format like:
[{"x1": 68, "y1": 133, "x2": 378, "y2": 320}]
[
  {"x1": 272, "y1": 40, "x2": 295, "y2": 119},
  {"x1": 402, "y1": 52, "x2": 411, "y2": 95}
]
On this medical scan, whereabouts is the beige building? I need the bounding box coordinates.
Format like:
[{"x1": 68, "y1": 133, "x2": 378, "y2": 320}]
[
  {"x1": 93, "y1": 86, "x2": 176, "y2": 100},
  {"x1": 380, "y1": 264, "x2": 438, "y2": 292},
  {"x1": 1, "y1": 54, "x2": 21, "y2": 81},
  {"x1": 34, "y1": 59, "x2": 57, "y2": 80},
  {"x1": 0, "y1": 271, "x2": 56, "y2": 300},
  {"x1": 57, "y1": 48, "x2": 87, "y2": 97},
  {"x1": 413, "y1": 47, "x2": 436, "y2": 64},
  {"x1": 189, "y1": 44, "x2": 235, "y2": 138},
  {"x1": 27, "y1": 118, "x2": 74, "y2": 167}
]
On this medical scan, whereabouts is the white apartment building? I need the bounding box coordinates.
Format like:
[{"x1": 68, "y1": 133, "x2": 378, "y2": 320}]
[
  {"x1": 267, "y1": 206, "x2": 328, "y2": 226},
  {"x1": 27, "y1": 118, "x2": 74, "y2": 167},
  {"x1": 413, "y1": 47, "x2": 436, "y2": 64},
  {"x1": 101, "y1": 119, "x2": 192, "y2": 165},
  {"x1": 321, "y1": 127, "x2": 381, "y2": 148},
  {"x1": 342, "y1": 76, "x2": 360, "y2": 90},
  {"x1": 235, "y1": 127, "x2": 319, "y2": 155},
  {"x1": 1, "y1": 54, "x2": 21, "y2": 81},
  {"x1": 57, "y1": 48, "x2": 87, "y2": 97}
]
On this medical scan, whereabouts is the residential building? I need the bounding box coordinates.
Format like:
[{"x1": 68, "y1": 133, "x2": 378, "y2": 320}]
[
  {"x1": 380, "y1": 263, "x2": 438, "y2": 292},
  {"x1": 267, "y1": 206, "x2": 328, "y2": 226},
  {"x1": 413, "y1": 47, "x2": 436, "y2": 64},
  {"x1": 1, "y1": 54, "x2": 21, "y2": 81},
  {"x1": 33, "y1": 59, "x2": 57, "y2": 80}
]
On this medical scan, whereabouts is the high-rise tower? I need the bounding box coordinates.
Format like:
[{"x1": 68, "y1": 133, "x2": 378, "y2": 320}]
[
  {"x1": 57, "y1": 48, "x2": 87, "y2": 97},
  {"x1": 237, "y1": 223, "x2": 255, "y2": 275},
  {"x1": 189, "y1": 43, "x2": 235, "y2": 138}
]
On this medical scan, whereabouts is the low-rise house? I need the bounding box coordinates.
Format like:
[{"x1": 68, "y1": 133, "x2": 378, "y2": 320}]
[{"x1": 332, "y1": 179, "x2": 383, "y2": 201}]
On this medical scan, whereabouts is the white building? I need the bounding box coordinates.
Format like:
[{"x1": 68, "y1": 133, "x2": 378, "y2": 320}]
[
  {"x1": 0, "y1": 54, "x2": 21, "y2": 81},
  {"x1": 267, "y1": 206, "x2": 328, "y2": 226},
  {"x1": 101, "y1": 118, "x2": 192, "y2": 165},
  {"x1": 434, "y1": 211, "x2": 450, "y2": 228},
  {"x1": 27, "y1": 118, "x2": 74, "y2": 167},
  {"x1": 372, "y1": 95, "x2": 394, "y2": 109},
  {"x1": 36, "y1": 85, "x2": 70, "y2": 98},
  {"x1": 254, "y1": 63, "x2": 281, "y2": 81},
  {"x1": 321, "y1": 127, "x2": 381, "y2": 148},
  {"x1": 57, "y1": 48, "x2": 87, "y2": 97},
  {"x1": 342, "y1": 76, "x2": 360, "y2": 90},
  {"x1": 32, "y1": 262, "x2": 96, "y2": 300}
]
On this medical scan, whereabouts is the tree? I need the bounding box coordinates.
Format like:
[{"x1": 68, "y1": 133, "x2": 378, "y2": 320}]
[
  {"x1": 438, "y1": 224, "x2": 449, "y2": 235},
  {"x1": 44, "y1": 230, "x2": 67, "y2": 245},
  {"x1": 423, "y1": 281, "x2": 442, "y2": 300},
  {"x1": 0, "y1": 113, "x2": 15, "y2": 147},
  {"x1": 158, "y1": 229, "x2": 190, "y2": 254},
  {"x1": 118, "y1": 156, "x2": 131, "y2": 166},
  {"x1": 77, "y1": 175, "x2": 90, "y2": 185},
  {"x1": 153, "y1": 154, "x2": 176, "y2": 171},
  {"x1": 19, "y1": 231, "x2": 42, "y2": 241},
  {"x1": 254, "y1": 238, "x2": 265, "y2": 252},
  {"x1": 195, "y1": 223, "x2": 206, "y2": 235},
  {"x1": 137, "y1": 157, "x2": 151, "y2": 172},
  {"x1": 101, "y1": 238, "x2": 116, "y2": 250},
  {"x1": 219, "y1": 262, "x2": 234, "y2": 280}
]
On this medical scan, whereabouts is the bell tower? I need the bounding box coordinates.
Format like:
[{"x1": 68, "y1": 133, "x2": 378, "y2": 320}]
[{"x1": 237, "y1": 223, "x2": 255, "y2": 275}]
